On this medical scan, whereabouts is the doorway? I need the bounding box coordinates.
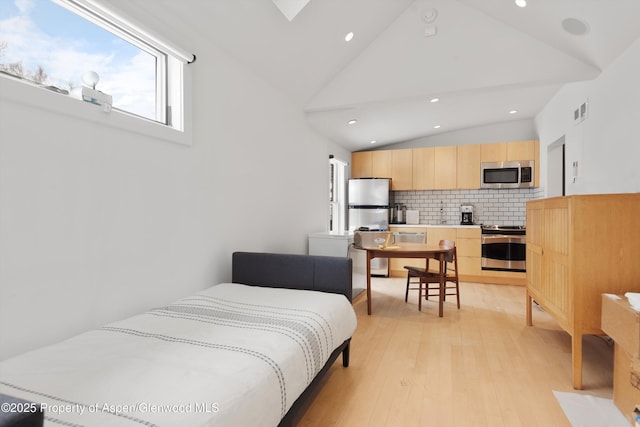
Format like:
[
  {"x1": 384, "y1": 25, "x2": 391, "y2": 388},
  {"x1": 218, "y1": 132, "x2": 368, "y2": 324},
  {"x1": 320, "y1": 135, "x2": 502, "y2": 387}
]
[{"x1": 547, "y1": 136, "x2": 565, "y2": 197}]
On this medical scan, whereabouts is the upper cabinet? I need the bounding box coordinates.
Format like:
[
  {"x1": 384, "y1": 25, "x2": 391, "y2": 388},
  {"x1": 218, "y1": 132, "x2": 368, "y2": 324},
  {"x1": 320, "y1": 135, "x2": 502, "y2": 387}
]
[
  {"x1": 477, "y1": 140, "x2": 540, "y2": 187},
  {"x1": 351, "y1": 151, "x2": 372, "y2": 178},
  {"x1": 391, "y1": 149, "x2": 413, "y2": 190},
  {"x1": 480, "y1": 143, "x2": 507, "y2": 163},
  {"x1": 372, "y1": 150, "x2": 392, "y2": 179},
  {"x1": 434, "y1": 146, "x2": 457, "y2": 189},
  {"x1": 412, "y1": 147, "x2": 435, "y2": 190},
  {"x1": 352, "y1": 149, "x2": 410, "y2": 190},
  {"x1": 351, "y1": 140, "x2": 539, "y2": 190},
  {"x1": 456, "y1": 144, "x2": 481, "y2": 189},
  {"x1": 507, "y1": 140, "x2": 537, "y2": 161}
]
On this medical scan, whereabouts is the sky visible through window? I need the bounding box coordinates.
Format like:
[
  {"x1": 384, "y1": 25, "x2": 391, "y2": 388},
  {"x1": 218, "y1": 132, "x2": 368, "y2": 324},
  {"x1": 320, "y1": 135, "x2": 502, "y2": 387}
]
[{"x1": 0, "y1": 0, "x2": 156, "y2": 120}]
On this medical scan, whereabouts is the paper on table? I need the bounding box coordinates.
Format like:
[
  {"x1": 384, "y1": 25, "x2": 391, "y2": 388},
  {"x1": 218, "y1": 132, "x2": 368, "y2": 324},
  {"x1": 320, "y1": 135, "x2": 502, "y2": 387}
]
[
  {"x1": 553, "y1": 391, "x2": 629, "y2": 427},
  {"x1": 625, "y1": 292, "x2": 640, "y2": 311}
]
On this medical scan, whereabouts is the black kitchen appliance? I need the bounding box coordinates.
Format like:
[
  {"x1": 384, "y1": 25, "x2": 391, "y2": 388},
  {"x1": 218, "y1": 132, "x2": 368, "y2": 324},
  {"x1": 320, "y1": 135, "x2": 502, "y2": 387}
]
[
  {"x1": 481, "y1": 225, "x2": 526, "y2": 272},
  {"x1": 460, "y1": 204, "x2": 474, "y2": 225}
]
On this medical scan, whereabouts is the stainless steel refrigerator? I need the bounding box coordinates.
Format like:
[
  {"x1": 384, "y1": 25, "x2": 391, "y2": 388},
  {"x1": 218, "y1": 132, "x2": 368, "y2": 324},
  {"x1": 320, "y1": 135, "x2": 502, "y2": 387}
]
[
  {"x1": 348, "y1": 178, "x2": 390, "y2": 231},
  {"x1": 348, "y1": 178, "x2": 390, "y2": 276}
]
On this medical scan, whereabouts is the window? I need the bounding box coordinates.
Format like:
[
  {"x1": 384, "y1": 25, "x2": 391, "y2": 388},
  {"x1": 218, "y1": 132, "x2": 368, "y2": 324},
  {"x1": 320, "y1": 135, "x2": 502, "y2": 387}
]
[
  {"x1": 0, "y1": 0, "x2": 192, "y2": 131},
  {"x1": 329, "y1": 156, "x2": 347, "y2": 232}
]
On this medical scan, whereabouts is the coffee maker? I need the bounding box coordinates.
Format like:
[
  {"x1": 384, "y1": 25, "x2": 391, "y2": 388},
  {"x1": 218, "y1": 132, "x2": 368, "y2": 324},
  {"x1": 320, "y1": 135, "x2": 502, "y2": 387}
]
[{"x1": 460, "y1": 204, "x2": 474, "y2": 225}]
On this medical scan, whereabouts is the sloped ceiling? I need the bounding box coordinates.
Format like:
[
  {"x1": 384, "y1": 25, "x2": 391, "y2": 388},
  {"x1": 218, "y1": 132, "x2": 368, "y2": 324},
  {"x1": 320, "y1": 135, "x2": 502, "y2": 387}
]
[{"x1": 100, "y1": 0, "x2": 640, "y2": 151}]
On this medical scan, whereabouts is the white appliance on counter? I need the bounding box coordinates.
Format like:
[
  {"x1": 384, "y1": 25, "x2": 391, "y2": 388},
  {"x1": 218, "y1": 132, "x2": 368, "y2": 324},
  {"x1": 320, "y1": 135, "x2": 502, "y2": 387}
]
[{"x1": 308, "y1": 232, "x2": 366, "y2": 299}]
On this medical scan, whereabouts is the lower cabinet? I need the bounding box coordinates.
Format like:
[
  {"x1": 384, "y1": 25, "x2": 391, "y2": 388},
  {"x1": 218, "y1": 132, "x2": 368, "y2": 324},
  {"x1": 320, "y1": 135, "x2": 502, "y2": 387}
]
[
  {"x1": 455, "y1": 227, "x2": 482, "y2": 280},
  {"x1": 388, "y1": 227, "x2": 429, "y2": 275},
  {"x1": 388, "y1": 226, "x2": 525, "y2": 285}
]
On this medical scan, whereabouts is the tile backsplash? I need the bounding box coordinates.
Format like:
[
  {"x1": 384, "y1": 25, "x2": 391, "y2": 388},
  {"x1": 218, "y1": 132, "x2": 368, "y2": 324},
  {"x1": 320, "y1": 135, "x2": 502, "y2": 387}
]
[{"x1": 392, "y1": 187, "x2": 545, "y2": 226}]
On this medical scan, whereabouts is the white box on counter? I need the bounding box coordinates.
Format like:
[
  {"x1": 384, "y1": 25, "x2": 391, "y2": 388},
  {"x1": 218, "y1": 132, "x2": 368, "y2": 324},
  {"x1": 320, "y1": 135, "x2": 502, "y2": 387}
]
[{"x1": 405, "y1": 210, "x2": 419, "y2": 225}]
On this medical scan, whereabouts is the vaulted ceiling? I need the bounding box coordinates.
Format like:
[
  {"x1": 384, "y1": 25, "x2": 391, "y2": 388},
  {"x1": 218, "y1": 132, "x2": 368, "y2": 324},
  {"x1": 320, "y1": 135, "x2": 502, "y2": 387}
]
[{"x1": 101, "y1": 0, "x2": 640, "y2": 151}]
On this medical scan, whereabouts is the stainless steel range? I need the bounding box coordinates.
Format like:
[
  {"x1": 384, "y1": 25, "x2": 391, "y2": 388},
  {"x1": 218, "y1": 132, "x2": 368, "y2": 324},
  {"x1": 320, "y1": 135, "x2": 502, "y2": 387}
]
[{"x1": 481, "y1": 225, "x2": 526, "y2": 272}]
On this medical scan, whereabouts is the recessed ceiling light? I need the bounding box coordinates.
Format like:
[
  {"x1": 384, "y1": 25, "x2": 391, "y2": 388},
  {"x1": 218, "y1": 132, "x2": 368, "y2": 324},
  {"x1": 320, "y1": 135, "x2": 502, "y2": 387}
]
[
  {"x1": 562, "y1": 18, "x2": 590, "y2": 36},
  {"x1": 345, "y1": 32, "x2": 354, "y2": 42},
  {"x1": 370, "y1": 140, "x2": 377, "y2": 144},
  {"x1": 509, "y1": 110, "x2": 518, "y2": 114},
  {"x1": 430, "y1": 97, "x2": 440, "y2": 103},
  {"x1": 515, "y1": 0, "x2": 527, "y2": 7},
  {"x1": 348, "y1": 119, "x2": 357, "y2": 125},
  {"x1": 434, "y1": 125, "x2": 441, "y2": 129}
]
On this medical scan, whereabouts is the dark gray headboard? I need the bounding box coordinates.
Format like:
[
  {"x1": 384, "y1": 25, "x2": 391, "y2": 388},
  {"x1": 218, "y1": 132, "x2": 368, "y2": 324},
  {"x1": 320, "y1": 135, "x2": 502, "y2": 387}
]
[{"x1": 232, "y1": 252, "x2": 353, "y2": 302}]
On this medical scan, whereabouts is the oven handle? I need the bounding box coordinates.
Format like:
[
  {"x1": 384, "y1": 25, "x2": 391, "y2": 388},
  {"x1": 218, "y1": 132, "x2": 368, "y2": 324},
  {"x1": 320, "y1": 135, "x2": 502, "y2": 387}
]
[{"x1": 481, "y1": 235, "x2": 526, "y2": 245}]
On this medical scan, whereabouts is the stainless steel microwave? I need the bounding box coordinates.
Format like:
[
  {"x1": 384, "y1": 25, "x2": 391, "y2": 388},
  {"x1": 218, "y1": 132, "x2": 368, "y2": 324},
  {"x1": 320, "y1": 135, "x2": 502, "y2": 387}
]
[{"x1": 481, "y1": 160, "x2": 534, "y2": 189}]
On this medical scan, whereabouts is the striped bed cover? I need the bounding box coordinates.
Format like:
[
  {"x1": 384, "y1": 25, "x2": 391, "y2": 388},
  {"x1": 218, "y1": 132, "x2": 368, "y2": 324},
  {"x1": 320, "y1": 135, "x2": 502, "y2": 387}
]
[{"x1": 0, "y1": 283, "x2": 357, "y2": 426}]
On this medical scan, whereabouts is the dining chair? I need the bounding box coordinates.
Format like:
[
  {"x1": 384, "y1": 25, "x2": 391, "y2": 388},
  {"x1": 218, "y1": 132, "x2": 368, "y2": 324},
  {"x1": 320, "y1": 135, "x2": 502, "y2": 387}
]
[{"x1": 404, "y1": 240, "x2": 460, "y2": 311}]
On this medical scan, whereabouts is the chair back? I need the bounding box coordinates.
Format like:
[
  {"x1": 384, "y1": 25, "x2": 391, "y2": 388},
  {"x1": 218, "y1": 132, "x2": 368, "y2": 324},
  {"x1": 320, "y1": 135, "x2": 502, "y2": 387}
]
[{"x1": 440, "y1": 239, "x2": 457, "y2": 264}]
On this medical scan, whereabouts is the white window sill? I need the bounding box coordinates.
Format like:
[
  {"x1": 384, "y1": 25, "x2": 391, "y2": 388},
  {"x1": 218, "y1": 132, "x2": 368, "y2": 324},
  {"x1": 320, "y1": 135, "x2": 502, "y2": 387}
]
[{"x1": 0, "y1": 75, "x2": 192, "y2": 147}]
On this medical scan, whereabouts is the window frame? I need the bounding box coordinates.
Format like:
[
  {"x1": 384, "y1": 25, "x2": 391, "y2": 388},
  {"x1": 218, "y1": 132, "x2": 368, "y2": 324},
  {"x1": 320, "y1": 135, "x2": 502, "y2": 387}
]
[
  {"x1": 0, "y1": 0, "x2": 193, "y2": 145},
  {"x1": 329, "y1": 157, "x2": 348, "y2": 232}
]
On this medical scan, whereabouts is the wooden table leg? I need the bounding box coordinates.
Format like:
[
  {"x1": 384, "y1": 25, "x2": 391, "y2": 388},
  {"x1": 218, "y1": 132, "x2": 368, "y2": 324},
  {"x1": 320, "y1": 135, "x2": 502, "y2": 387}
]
[
  {"x1": 438, "y1": 253, "x2": 445, "y2": 318},
  {"x1": 366, "y1": 251, "x2": 372, "y2": 315},
  {"x1": 526, "y1": 290, "x2": 533, "y2": 326}
]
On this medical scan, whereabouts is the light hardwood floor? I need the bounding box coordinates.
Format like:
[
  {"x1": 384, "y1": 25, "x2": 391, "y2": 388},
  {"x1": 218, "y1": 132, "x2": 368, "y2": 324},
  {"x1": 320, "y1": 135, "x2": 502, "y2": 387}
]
[{"x1": 299, "y1": 277, "x2": 615, "y2": 426}]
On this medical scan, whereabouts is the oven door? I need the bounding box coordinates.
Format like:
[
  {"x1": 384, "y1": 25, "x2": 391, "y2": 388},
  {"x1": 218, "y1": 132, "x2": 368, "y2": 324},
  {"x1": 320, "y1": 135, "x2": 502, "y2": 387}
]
[{"x1": 481, "y1": 234, "x2": 526, "y2": 272}]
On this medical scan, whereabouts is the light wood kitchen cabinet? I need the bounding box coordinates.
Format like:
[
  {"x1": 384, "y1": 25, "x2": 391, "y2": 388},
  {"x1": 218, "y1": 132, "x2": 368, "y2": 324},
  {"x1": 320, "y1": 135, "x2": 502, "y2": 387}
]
[
  {"x1": 480, "y1": 140, "x2": 538, "y2": 162},
  {"x1": 506, "y1": 140, "x2": 536, "y2": 161},
  {"x1": 423, "y1": 227, "x2": 457, "y2": 274},
  {"x1": 426, "y1": 227, "x2": 457, "y2": 245},
  {"x1": 388, "y1": 227, "x2": 456, "y2": 277},
  {"x1": 455, "y1": 227, "x2": 482, "y2": 279},
  {"x1": 391, "y1": 149, "x2": 413, "y2": 190},
  {"x1": 412, "y1": 147, "x2": 435, "y2": 190},
  {"x1": 372, "y1": 150, "x2": 392, "y2": 179},
  {"x1": 388, "y1": 227, "x2": 429, "y2": 275},
  {"x1": 456, "y1": 144, "x2": 481, "y2": 189},
  {"x1": 480, "y1": 142, "x2": 507, "y2": 162},
  {"x1": 352, "y1": 140, "x2": 539, "y2": 188},
  {"x1": 351, "y1": 151, "x2": 372, "y2": 178},
  {"x1": 387, "y1": 226, "x2": 524, "y2": 285},
  {"x1": 526, "y1": 194, "x2": 640, "y2": 390},
  {"x1": 434, "y1": 146, "x2": 457, "y2": 189},
  {"x1": 480, "y1": 140, "x2": 540, "y2": 188},
  {"x1": 506, "y1": 139, "x2": 540, "y2": 187}
]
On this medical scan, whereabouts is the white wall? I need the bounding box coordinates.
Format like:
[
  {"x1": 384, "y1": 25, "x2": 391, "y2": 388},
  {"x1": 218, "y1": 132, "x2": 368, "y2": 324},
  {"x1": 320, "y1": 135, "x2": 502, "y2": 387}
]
[
  {"x1": 378, "y1": 118, "x2": 537, "y2": 150},
  {"x1": 0, "y1": 42, "x2": 349, "y2": 360},
  {"x1": 535, "y1": 36, "x2": 640, "y2": 195}
]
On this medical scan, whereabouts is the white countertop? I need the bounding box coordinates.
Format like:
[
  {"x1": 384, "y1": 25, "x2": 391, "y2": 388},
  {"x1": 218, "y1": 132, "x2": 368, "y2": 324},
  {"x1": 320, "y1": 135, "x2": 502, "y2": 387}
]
[
  {"x1": 310, "y1": 224, "x2": 481, "y2": 239},
  {"x1": 389, "y1": 224, "x2": 481, "y2": 229},
  {"x1": 308, "y1": 231, "x2": 354, "y2": 238}
]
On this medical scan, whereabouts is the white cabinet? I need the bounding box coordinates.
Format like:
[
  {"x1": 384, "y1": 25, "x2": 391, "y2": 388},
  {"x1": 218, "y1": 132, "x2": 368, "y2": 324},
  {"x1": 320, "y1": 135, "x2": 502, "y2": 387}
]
[{"x1": 308, "y1": 232, "x2": 365, "y2": 299}]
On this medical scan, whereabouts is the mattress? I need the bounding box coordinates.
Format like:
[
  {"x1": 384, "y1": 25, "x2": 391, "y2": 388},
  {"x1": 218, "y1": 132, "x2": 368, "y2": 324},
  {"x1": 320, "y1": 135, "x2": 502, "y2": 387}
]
[{"x1": 0, "y1": 283, "x2": 357, "y2": 426}]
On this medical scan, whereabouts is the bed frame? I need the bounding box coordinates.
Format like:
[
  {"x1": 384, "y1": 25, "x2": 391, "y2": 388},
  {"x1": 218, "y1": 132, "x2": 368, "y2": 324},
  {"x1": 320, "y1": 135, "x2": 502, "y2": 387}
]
[
  {"x1": 0, "y1": 251, "x2": 354, "y2": 427},
  {"x1": 231, "y1": 251, "x2": 353, "y2": 426}
]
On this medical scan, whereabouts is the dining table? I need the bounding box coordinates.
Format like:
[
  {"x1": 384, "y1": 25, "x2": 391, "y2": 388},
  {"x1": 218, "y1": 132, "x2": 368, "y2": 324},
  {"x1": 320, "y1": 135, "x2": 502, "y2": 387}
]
[{"x1": 356, "y1": 241, "x2": 455, "y2": 317}]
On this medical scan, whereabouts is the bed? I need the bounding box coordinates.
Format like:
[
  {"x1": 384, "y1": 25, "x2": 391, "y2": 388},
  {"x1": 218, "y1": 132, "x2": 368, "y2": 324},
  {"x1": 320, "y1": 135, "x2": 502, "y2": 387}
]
[{"x1": 0, "y1": 251, "x2": 356, "y2": 427}]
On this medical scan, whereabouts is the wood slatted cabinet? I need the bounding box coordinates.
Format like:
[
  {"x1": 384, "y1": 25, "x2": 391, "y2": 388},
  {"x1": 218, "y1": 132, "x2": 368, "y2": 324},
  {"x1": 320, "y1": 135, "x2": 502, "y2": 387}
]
[{"x1": 526, "y1": 194, "x2": 640, "y2": 389}]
